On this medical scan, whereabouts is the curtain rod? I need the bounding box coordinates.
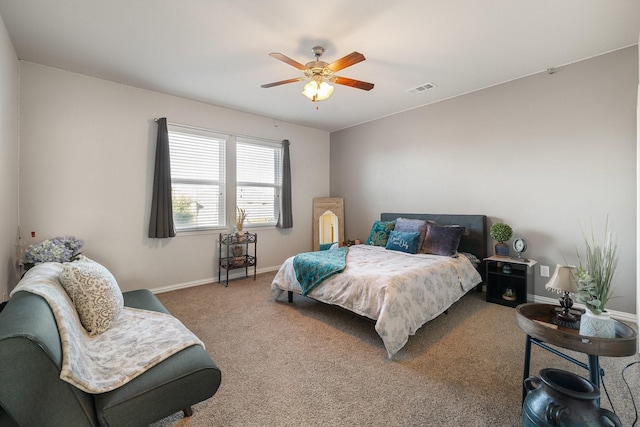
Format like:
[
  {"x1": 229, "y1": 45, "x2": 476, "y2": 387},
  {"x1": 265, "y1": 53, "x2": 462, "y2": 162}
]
[{"x1": 154, "y1": 118, "x2": 287, "y2": 145}]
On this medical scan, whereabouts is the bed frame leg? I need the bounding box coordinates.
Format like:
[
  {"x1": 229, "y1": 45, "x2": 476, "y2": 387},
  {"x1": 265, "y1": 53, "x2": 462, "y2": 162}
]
[
  {"x1": 183, "y1": 407, "x2": 193, "y2": 417},
  {"x1": 288, "y1": 291, "x2": 293, "y2": 303}
]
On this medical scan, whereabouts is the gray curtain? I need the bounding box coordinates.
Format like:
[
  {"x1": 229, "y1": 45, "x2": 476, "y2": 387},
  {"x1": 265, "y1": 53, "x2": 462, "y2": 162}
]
[
  {"x1": 276, "y1": 139, "x2": 293, "y2": 228},
  {"x1": 148, "y1": 118, "x2": 176, "y2": 238}
]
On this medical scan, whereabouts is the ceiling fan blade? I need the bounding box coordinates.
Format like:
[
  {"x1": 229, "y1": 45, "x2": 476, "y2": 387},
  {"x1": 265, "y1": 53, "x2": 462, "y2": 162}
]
[
  {"x1": 268, "y1": 52, "x2": 307, "y2": 70},
  {"x1": 327, "y1": 52, "x2": 366, "y2": 72},
  {"x1": 333, "y1": 76, "x2": 374, "y2": 91},
  {"x1": 261, "y1": 77, "x2": 305, "y2": 88}
]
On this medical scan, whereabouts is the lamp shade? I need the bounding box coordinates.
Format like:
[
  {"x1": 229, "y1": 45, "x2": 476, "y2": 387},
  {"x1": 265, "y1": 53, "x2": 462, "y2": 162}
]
[
  {"x1": 545, "y1": 264, "x2": 578, "y2": 294},
  {"x1": 302, "y1": 80, "x2": 334, "y2": 102}
]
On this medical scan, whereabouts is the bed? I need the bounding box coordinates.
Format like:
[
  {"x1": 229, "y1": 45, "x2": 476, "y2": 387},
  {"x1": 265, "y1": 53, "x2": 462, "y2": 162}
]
[{"x1": 271, "y1": 213, "x2": 487, "y2": 357}]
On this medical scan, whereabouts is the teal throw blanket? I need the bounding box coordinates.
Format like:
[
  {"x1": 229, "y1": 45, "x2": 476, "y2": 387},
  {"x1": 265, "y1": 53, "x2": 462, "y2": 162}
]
[{"x1": 293, "y1": 246, "x2": 349, "y2": 296}]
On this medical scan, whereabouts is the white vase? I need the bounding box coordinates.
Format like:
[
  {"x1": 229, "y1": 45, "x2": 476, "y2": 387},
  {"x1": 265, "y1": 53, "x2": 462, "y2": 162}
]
[{"x1": 579, "y1": 310, "x2": 615, "y2": 338}]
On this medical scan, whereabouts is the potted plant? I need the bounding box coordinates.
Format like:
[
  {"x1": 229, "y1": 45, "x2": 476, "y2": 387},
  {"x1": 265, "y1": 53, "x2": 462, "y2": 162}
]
[
  {"x1": 490, "y1": 223, "x2": 513, "y2": 257},
  {"x1": 575, "y1": 219, "x2": 617, "y2": 338},
  {"x1": 235, "y1": 207, "x2": 247, "y2": 234}
]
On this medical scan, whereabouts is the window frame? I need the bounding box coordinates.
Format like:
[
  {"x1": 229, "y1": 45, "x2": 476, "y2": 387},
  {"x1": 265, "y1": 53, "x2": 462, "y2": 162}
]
[
  {"x1": 167, "y1": 126, "x2": 228, "y2": 233},
  {"x1": 165, "y1": 123, "x2": 283, "y2": 235},
  {"x1": 235, "y1": 137, "x2": 282, "y2": 229}
]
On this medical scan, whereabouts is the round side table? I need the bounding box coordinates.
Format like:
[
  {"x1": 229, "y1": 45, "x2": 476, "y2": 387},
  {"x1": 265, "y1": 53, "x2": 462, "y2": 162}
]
[{"x1": 515, "y1": 303, "x2": 637, "y2": 402}]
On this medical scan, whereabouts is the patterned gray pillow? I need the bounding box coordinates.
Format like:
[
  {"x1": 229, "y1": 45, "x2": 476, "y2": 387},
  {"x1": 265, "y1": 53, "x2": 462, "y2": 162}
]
[
  {"x1": 59, "y1": 256, "x2": 124, "y2": 336},
  {"x1": 394, "y1": 218, "x2": 428, "y2": 253}
]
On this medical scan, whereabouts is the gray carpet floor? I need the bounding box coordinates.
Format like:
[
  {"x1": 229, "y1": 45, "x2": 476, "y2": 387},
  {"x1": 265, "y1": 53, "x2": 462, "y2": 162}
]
[{"x1": 151, "y1": 272, "x2": 640, "y2": 427}]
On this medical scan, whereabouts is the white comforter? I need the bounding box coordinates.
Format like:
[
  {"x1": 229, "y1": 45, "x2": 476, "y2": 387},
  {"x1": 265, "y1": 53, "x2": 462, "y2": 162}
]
[{"x1": 271, "y1": 245, "x2": 482, "y2": 357}]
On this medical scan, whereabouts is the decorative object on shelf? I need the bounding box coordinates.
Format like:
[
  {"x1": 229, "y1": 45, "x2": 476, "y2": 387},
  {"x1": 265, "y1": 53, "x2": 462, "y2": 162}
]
[
  {"x1": 523, "y1": 368, "x2": 621, "y2": 427},
  {"x1": 580, "y1": 310, "x2": 615, "y2": 338},
  {"x1": 544, "y1": 265, "x2": 580, "y2": 329},
  {"x1": 575, "y1": 218, "x2": 617, "y2": 338},
  {"x1": 22, "y1": 236, "x2": 83, "y2": 271},
  {"x1": 513, "y1": 237, "x2": 528, "y2": 260},
  {"x1": 502, "y1": 264, "x2": 512, "y2": 274},
  {"x1": 230, "y1": 245, "x2": 244, "y2": 266},
  {"x1": 502, "y1": 287, "x2": 516, "y2": 301},
  {"x1": 235, "y1": 207, "x2": 247, "y2": 233},
  {"x1": 489, "y1": 223, "x2": 513, "y2": 257}
]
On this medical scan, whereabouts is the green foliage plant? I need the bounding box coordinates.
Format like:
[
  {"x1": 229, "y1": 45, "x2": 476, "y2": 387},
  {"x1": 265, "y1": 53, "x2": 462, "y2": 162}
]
[
  {"x1": 575, "y1": 218, "x2": 617, "y2": 315},
  {"x1": 173, "y1": 195, "x2": 194, "y2": 223},
  {"x1": 489, "y1": 223, "x2": 513, "y2": 243}
]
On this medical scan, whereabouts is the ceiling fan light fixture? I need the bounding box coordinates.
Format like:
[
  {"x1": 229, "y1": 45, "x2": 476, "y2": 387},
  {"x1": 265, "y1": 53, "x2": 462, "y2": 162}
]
[{"x1": 302, "y1": 79, "x2": 334, "y2": 102}]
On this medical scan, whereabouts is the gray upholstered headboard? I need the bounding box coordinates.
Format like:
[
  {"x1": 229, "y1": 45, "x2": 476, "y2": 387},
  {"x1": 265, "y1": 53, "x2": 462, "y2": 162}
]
[{"x1": 380, "y1": 213, "x2": 488, "y2": 262}]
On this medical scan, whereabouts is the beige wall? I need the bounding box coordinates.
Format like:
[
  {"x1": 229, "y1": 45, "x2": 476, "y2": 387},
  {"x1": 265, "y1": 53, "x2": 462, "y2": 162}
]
[
  {"x1": 331, "y1": 47, "x2": 638, "y2": 314},
  {"x1": 18, "y1": 62, "x2": 330, "y2": 292},
  {"x1": 0, "y1": 14, "x2": 19, "y2": 302}
]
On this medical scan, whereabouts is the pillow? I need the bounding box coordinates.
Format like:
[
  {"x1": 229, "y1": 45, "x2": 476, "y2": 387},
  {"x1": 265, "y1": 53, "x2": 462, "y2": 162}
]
[
  {"x1": 460, "y1": 252, "x2": 481, "y2": 266},
  {"x1": 386, "y1": 230, "x2": 420, "y2": 254},
  {"x1": 366, "y1": 220, "x2": 396, "y2": 246},
  {"x1": 394, "y1": 218, "x2": 428, "y2": 253},
  {"x1": 319, "y1": 242, "x2": 336, "y2": 251},
  {"x1": 422, "y1": 224, "x2": 465, "y2": 257},
  {"x1": 59, "y1": 256, "x2": 124, "y2": 336}
]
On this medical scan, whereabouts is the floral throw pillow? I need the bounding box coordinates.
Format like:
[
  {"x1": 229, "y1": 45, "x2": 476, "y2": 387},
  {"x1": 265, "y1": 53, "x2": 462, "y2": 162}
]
[
  {"x1": 366, "y1": 220, "x2": 396, "y2": 246},
  {"x1": 59, "y1": 256, "x2": 124, "y2": 336}
]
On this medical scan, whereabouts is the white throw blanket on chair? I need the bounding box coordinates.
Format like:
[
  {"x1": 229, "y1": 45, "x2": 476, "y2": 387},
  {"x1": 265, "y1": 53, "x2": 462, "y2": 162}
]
[{"x1": 11, "y1": 263, "x2": 204, "y2": 394}]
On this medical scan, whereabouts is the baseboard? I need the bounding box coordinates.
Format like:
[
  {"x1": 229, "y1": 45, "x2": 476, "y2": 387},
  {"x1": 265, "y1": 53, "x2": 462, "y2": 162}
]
[{"x1": 150, "y1": 265, "x2": 281, "y2": 294}]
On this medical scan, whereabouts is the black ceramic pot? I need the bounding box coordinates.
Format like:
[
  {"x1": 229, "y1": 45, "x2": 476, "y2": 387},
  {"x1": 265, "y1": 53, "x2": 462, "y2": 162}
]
[{"x1": 522, "y1": 368, "x2": 621, "y2": 427}]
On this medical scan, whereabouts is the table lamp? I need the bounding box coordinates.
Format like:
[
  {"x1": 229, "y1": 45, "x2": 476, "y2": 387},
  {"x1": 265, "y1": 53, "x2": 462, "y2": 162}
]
[{"x1": 545, "y1": 264, "x2": 580, "y2": 329}]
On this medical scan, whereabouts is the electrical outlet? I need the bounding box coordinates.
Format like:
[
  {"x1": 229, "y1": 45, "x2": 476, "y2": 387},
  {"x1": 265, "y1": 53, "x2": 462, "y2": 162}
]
[{"x1": 540, "y1": 265, "x2": 550, "y2": 278}]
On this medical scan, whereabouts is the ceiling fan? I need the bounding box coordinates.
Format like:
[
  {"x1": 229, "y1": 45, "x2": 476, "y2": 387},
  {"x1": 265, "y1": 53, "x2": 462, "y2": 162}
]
[{"x1": 261, "y1": 46, "x2": 374, "y2": 105}]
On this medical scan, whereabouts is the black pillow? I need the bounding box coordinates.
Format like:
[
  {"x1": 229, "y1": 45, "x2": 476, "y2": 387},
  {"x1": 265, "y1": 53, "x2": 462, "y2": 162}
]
[{"x1": 422, "y1": 224, "x2": 465, "y2": 257}]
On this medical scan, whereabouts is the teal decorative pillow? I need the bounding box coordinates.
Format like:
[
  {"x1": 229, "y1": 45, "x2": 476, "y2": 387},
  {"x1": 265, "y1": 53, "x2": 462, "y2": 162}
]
[
  {"x1": 59, "y1": 256, "x2": 124, "y2": 336},
  {"x1": 386, "y1": 230, "x2": 420, "y2": 254},
  {"x1": 422, "y1": 225, "x2": 465, "y2": 257},
  {"x1": 366, "y1": 220, "x2": 396, "y2": 246}
]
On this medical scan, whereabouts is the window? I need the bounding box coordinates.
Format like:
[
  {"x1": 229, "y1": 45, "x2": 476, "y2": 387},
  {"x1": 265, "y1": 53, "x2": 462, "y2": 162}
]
[
  {"x1": 236, "y1": 138, "x2": 282, "y2": 227},
  {"x1": 166, "y1": 124, "x2": 282, "y2": 233},
  {"x1": 168, "y1": 128, "x2": 226, "y2": 231}
]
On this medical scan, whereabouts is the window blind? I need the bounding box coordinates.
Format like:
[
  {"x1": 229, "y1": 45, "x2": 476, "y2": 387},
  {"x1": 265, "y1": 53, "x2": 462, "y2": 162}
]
[
  {"x1": 168, "y1": 129, "x2": 226, "y2": 231},
  {"x1": 236, "y1": 139, "x2": 281, "y2": 226}
]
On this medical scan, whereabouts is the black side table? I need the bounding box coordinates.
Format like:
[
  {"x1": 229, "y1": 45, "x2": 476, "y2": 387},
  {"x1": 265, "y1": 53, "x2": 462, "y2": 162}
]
[{"x1": 515, "y1": 303, "x2": 637, "y2": 402}]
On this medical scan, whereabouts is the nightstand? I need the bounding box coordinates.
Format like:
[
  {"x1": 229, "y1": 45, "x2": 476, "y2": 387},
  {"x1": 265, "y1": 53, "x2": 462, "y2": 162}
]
[{"x1": 484, "y1": 256, "x2": 537, "y2": 307}]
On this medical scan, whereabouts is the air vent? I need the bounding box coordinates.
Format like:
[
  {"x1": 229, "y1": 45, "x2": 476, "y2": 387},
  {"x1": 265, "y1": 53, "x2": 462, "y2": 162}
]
[{"x1": 406, "y1": 82, "x2": 436, "y2": 94}]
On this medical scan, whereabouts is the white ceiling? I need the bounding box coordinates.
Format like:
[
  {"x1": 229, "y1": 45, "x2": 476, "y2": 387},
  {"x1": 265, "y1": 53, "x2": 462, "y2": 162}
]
[{"x1": 0, "y1": 0, "x2": 638, "y2": 132}]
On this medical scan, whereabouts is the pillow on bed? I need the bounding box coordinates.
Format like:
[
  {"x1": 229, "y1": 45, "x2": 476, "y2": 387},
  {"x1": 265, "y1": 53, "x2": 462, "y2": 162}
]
[
  {"x1": 366, "y1": 220, "x2": 395, "y2": 246},
  {"x1": 422, "y1": 224, "x2": 465, "y2": 257},
  {"x1": 386, "y1": 230, "x2": 420, "y2": 254},
  {"x1": 460, "y1": 252, "x2": 481, "y2": 266},
  {"x1": 394, "y1": 218, "x2": 428, "y2": 252}
]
